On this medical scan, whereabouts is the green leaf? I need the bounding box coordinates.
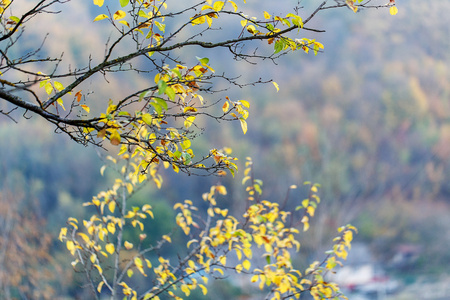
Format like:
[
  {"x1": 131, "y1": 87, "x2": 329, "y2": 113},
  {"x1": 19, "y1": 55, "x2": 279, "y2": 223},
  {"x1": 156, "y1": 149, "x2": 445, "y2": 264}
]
[
  {"x1": 173, "y1": 151, "x2": 182, "y2": 160},
  {"x1": 196, "y1": 56, "x2": 209, "y2": 65},
  {"x1": 155, "y1": 21, "x2": 166, "y2": 33},
  {"x1": 274, "y1": 40, "x2": 284, "y2": 54},
  {"x1": 139, "y1": 90, "x2": 149, "y2": 101},
  {"x1": 138, "y1": 10, "x2": 148, "y2": 18},
  {"x1": 150, "y1": 102, "x2": 162, "y2": 115},
  {"x1": 182, "y1": 152, "x2": 192, "y2": 165},
  {"x1": 154, "y1": 97, "x2": 168, "y2": 110},
  {"x1": 164, "y1": 86, "x2": 176, "y2": 101},
  {"x1": 142, "y1": 113, "x2": 153, "y2": 126},
  {"x1": 181, "y1": 139, "x2": 191, "y2": 150},
  {"x1": 127, "y1": 269, "x2": 134, "y2": 277},
  {"x1": 9, "y1": 16, "x2": 20, "y2": 24},
  {"x1": 120, "y1": 0, "x2": 129, "y2": 7},
  {"x1": 171, "y1": 68, "x2": 182, "y2": 79},
  {"x1": 157, "y1": 80, "x2": 167, "y2": 95}
]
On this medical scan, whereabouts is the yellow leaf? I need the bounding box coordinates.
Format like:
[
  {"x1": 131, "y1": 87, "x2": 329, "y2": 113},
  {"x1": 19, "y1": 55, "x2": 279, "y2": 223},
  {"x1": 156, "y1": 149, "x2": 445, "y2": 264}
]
[
  {"x1": 54, "y1": 81, "x2": 64, "y2": 91},
  {"x1": 219, "y1": 256, "x2": 226, "y2": 265},
  {"x1": 145, "y1": 259, "x2": 152, "y2": 268},
  {"x1": 222, "y1": 101, "x2": 230, "y2": 113},
  {"x1": 77, "y1": 232, "x2": 90, "y2": 243},
  {"x1": 235, "y1": 264, "x2": 243, "y2": 273},
  {"x1": 124, "y1": 241, "x2": 134, "y2": 250},
  {"x1": 110, "y1": 130, "x2": 121, "y2": 146},
  {"x1": 97, "y1": 281, "x2": 104, "y2": 293},
  {"x1": 113, "y1": 10, "x2": 126, "y2": 20},
  {"x1": 302, "y1": 199, "x2": 309, "y2": 207},
  {"x1": 44, "y1": 82, "x2": 53, "y2": 95},
  {"x1": 239, "y1": 118, "x2": 248, "y2": 134},
  {"x1": 187, "y1": 239, "x2": 198, "y2": 248},
  {"x1": 181, "y1": 284, "x2": 190, "y2": 296},
  {"x1": 188, "y1": 260, "x2": 196, "y2": 269},
  {"x1": 213, "y1": 268, "x2": 224, "y2": 275},
  {"x1": 228, "y1": 0, "x2": 238, "y2": 12},
  {"x1": 106, "y1": 243, "x2": 115, "y2": 254},
  {"x1": 246, "y1": 24, "x2": 256, "y2": 34},
  {"x1": 184, "y1": 116, "x2": 196, "y2": 128},
  {"x1": 142, "y1": 113, "x2": 153, "y2": 125},
  {"x1": 59, "y1": 227, "x2": 67, "y2": 241},
  {"x1": 389, "y1": 6, "x2": 398, "y2": 15},
  {"x1": 307, "y1": 206, "x2": 315, "y2": 217},
  {"x1": 134, "y1": 257, "x2": 143, "y2": 268},
  {"x1": 243, "y1": 259, "x2": 251, "y2": 270},
  {"x1": 119, "y1": 20, "x2": 130, "y2": 27},
  {"x1": 239, "y1": 100, "x2": 250, "y2": 109},
  {"x1": 264, "y1": 11, "x2": 271, "y2": 19},
  {"x1": 57, "y1": 98, "x2": 66, "y2": 111},
  {"x1": 162, "y1": 235, "x2": 172, "y2": 243},
  {"x1": 66, "y1": 240, "x2": 76, "y2": 255},
  {"x1": 94, "y1": 14, "x2": 109, "y2": 22},
  {"x1": 201, "y1": 5, "x2": 213, "y2": 11},
  {"x1": 183, "y1": 106, "x2": 198, "y2": 113},
  {"x1": 107, "y1": 222, "x2": 116, "y2": 234},
  {"x1": 199, "y1": 284, "x2": 208, "y2": 295},
  {"x1": 272, "y1": 81, "x2": 279, "y2": 92},
  {"x1": 346, "y1": 0, "x2": 358, "y2": 12},
  {"x1": 126, "y1": 183, "x2": 133, "y2": 194},
  {"x1": 216, "y1": 185, "x2": 227, "y2": 195},
  {"x1": 206, "y1": 15, "x2": 213, "y2": 27},
  {"x1": 93, "y1": 0, "x2": 104, "y2": 7},
  {"x1": 213, "y1": 1, "x2": 224, "y2": 11},
  {"x1": 108, "y1": 200, "x2": 116, "y2": 213},
  {"x1": 81, "y1": 105, "x2": 90, "y2": 113},
  {"x1": 94, "y1": 264, "x2": 103, "y2": 274},
  {"x1": 127, "y1": 269, "x2": 134, "y2": 277}
]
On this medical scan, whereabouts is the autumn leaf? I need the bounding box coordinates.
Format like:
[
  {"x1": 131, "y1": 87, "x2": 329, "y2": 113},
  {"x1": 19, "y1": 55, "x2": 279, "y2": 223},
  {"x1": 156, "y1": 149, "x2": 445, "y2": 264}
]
[
  {"x1": 94, "y1": 14, "x2": 109, "y2": 22},
  {"x1": 272, "y1": 81, "x2": 279, "y2": 92},
  {"x1": 113, "y1": 10, "x2": 126, "y2": 20},
  {"x1": 75, "y1": 90, "x2": 82, "y2": 102},
  {"x1": 213, "y1": 1, "x2": 224, "y2": 11},
  {"x1": 222, "y1": 101, "x2": 230, "y2": 113},
  {"x1": 239, "y1": 118, "x2": 248, "y2": 134},
  {"x1": 124, "y1": 241, "x2": 133, "y2": 250},
  {"x1": 110, "y1": 130, "x2": 121, "y2": 145},
  {"x1": 44, "y1": 82, "x2": 53, "y2": 95},
  {"x1": 93, "y1": 0, "x2": 104, "y2": 7},
  {"x1": 54, "y1": 81, "x2": 64, "y2": 91},
  {"x1": 389, "y1": 6, "x2": 398, "y2": 15},
  {"x1": 81, "y1": 105, "x2": 90, "y2": 113}
]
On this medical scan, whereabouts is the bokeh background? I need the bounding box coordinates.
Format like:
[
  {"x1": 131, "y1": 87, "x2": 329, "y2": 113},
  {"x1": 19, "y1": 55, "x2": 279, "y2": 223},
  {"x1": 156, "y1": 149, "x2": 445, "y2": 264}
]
[{"x1": 1, "y1": 1, "x2": 449, "y2": 299}]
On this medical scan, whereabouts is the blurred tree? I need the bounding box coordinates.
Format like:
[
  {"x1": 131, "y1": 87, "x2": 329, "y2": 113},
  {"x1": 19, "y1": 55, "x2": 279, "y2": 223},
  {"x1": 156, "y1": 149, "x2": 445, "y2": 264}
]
[{"x1": 0, "y1": 189, "x2": 61, "y2": 299}]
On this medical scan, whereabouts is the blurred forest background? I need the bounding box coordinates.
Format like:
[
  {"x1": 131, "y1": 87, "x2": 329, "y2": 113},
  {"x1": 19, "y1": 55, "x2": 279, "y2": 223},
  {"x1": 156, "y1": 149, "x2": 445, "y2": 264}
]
[{"x1": 0, "y1": 0, "x2": 449, "y2": 299}]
